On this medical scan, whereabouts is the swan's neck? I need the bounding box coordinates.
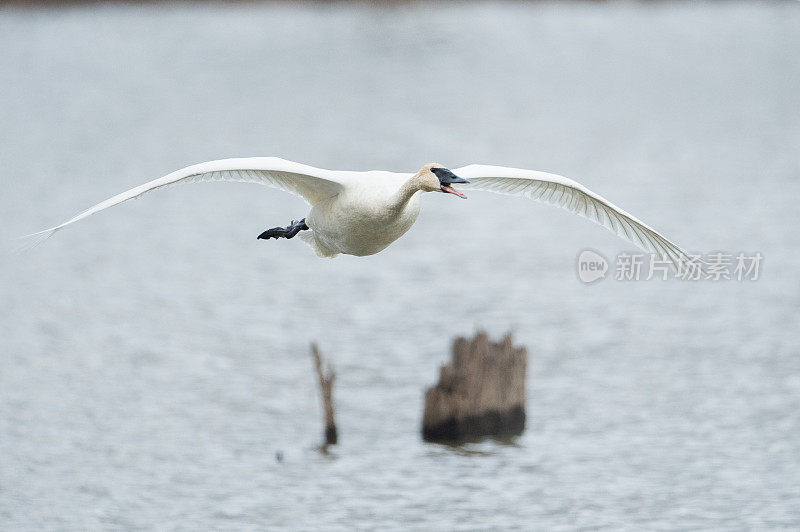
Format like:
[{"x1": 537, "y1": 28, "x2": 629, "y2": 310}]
[{"x1": 389, "y1": 174, "x2": 421, "y2": 213}]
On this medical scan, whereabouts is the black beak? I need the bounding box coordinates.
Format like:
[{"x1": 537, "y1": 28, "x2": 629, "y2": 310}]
[
  {"x1": 431, "y1": 167, "x2": 469, "y2": 199},
  {"x1": 431, "y1": 167, "x2": 469, "y2": 185}
]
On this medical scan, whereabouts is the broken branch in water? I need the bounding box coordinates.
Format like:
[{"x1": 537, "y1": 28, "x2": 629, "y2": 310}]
[{"x1": 310, "y1": 342, "x2": 337, "y2": 446}]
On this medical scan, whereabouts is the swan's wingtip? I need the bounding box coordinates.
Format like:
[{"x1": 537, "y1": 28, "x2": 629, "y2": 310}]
[{"x1": 11, "y1": 227, "x2": 59, "y2": 254}]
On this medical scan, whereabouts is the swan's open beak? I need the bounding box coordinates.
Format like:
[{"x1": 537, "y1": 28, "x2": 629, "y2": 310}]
[{"x1": 431, "y1": 167, "x2": 469, "y2": 199}]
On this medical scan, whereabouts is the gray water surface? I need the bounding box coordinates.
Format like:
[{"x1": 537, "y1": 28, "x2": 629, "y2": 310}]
[{"x1": 1, "y1": 2, "x2": 799, "y2": 529}]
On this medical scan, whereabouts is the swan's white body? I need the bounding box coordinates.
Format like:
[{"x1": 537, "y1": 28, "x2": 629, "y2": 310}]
[
  {"x1": 24, "y1": 157, "x2": 696, "y2": 268},
  {"x1": 305, "y1": 171, "x2": 420, "y2": 257}
]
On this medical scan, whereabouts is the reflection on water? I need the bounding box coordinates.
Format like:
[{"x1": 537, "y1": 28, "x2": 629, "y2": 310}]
[{"x1": 1, "y1": 1, "x2": 799, "y2": 529}]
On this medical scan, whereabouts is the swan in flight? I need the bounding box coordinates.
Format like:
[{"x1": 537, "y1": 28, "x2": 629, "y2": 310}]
[{"x1": 24, "y1": 157, "x2": 694, "y2": 266}]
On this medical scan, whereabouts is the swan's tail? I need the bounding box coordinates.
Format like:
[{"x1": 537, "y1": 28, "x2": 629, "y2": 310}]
[{"x1": 299, "y1": 231, "x2": 338, "y2": 258}]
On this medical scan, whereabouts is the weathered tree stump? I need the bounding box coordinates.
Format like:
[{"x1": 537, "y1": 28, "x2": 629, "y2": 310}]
[
  {"x1": 422, "y1": 332, "x2": 526, "y2": 443},
  {"x1": 310, "y1": 343, "x2": 337, "y2": 445}
]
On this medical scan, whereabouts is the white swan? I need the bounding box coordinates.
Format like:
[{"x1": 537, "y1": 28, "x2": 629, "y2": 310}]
[{"x1": 23, "y1": 157, "x2": 694, "y2": 266}]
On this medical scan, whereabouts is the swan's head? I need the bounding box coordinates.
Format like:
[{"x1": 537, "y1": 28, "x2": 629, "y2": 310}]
[{"x1": 417, "y1": 163, "x2": 469, "y2": 199}]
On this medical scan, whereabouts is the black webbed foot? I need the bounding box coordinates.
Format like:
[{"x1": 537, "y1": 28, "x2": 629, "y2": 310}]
[
  {"x1": 257, "y1": 218, "x2": 309, "y2": 240},
  {"x1": 257, "y1": 227, "x2": 286, "y2": 240}
]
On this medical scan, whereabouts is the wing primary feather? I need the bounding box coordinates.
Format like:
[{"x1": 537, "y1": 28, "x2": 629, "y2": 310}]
[
  {"x1": 20, "y1": 157, "x2": 345, "y2": 246},
  {"x1": 456, "y1": 165, "x2": 697, "y2": 272}
]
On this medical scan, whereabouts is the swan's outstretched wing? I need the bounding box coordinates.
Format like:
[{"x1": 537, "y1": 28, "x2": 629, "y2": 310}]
[
  {"x1": 455, "y1": 164, "x2": 697, "y2": 270},
  {"x1": 23, "y1": 157, "x2": 344, "y2": 244}
]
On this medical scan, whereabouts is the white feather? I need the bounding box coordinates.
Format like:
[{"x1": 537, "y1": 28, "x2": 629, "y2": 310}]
[
  {"x1": 20, "y1": 157, "x2": 346, "y2": 245},
  {"x1": 455, "y1": 164, "x2": 700, "y2": 271}
]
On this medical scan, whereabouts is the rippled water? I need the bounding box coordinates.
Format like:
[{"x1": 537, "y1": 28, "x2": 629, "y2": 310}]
[{"x1": 1, "y1": 1, "x2": 799, "y2": 529}]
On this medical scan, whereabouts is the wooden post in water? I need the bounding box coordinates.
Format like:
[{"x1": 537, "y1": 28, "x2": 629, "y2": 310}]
[
  {"x1": 422, "y1": 332, "x2": 526, "y2": 443},
  {"x1": 310, "y1": 343, "x2": 337, "y2": 445}
]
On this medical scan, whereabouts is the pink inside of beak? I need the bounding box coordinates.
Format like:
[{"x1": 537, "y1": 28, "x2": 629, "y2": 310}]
[{"x1": 441, "y1": 184, "x2": 467, "y2": 199}]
